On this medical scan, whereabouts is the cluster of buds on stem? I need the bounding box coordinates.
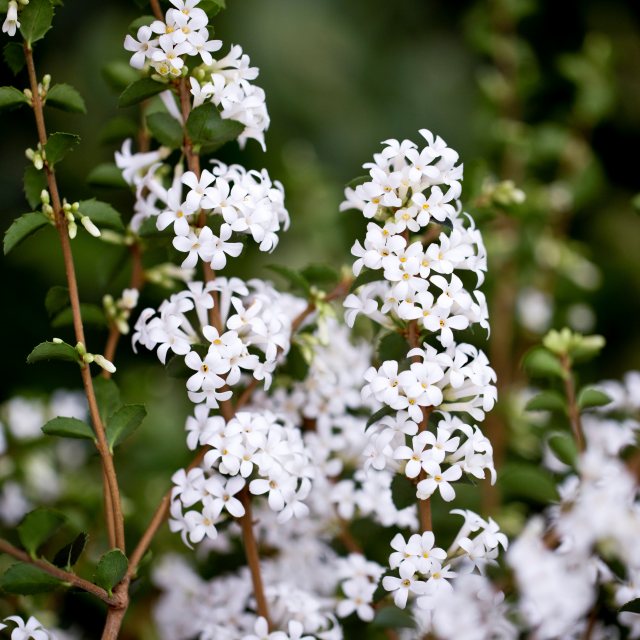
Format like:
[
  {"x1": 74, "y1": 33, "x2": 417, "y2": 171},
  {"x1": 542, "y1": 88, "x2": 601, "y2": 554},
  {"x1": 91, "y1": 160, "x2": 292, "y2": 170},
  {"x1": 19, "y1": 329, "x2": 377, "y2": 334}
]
[
  {"x1": 103, "y1": 289, "x2": 139, "y2": 335},
  {"x1": 71, "y1": 340, "x2": 116, "y2": 374}
]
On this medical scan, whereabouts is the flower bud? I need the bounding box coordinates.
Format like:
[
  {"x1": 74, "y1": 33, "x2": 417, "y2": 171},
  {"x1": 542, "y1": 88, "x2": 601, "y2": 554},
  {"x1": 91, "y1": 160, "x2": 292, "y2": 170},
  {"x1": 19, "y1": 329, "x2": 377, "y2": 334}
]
[
  {"x1": 80, "y1": 216, "x2": 101, "y2": 238},
  {"x1": 40, "y1": 189, "x2": 50, "y2": 205},
  {"x1": 94, "y1": 354, "x2": 116, "y2": 374},
  {"x1": 68, "y1": 220, "x2": 77, "y2": 239}
]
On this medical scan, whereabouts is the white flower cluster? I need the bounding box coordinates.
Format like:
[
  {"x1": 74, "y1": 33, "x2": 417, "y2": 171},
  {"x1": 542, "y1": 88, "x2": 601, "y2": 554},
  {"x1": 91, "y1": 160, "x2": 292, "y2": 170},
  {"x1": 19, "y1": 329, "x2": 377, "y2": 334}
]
[
  {"x1": 1, "y1": 1, "x2": 19, "y2": 37},
  {"x1": 0, "y1": 615, "x2": 56, "y2": 640},
  {"x1": 124, "y1": 0, "x2": 269, "y2": 148}
]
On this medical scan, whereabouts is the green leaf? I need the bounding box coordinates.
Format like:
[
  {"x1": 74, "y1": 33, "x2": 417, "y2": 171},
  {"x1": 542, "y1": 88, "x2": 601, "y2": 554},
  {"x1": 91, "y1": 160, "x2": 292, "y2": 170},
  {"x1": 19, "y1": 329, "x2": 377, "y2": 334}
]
[
  {"x1": 366, "y1": 405, "x2": 395, "y2": 430},
  {"x1": 146, "y1": 112, "x2": 183, "y2": 148},
  {"x1": 87, "y1": 163, "x2": 128, "y2": 189},
  {"x1": 77, "y1": 199, "x2": 124, "y2": 231},
  {"x1": 349, "y1": 268, "x2": 383, "y2": 292},
  {"x1": 19, "y1": 0, "x2": 55, "y2": 44},
  {"x1": 621, "y1": 598, "x2": 640, "y2": 614},
  {"x1": 106, "y1": 404, "x2": 146, "y2": 451},
  {"x1": 118, "y1": 77, "x2": 166, "y2": 108},
  {"x1": 199, "y1": 0, "x2": 225, "y2": 18},
  {"x1": 281, "y1": 343, "x2": 310, "y2": 381},
  {"x1": 265, "y1": 265, "x2": 311, "y2": 296},
  {"x1": 0, "y1": 563, "x2": 61, "y2": 595},
  {"x1": 52, "y1": 532, "x2": 89, "y2": 570},
  {"x1": 45, "y1": 132, "x2": 80, "y2": 166},
  {"x1": 373, "y1": 570, "x2": 394, "y2": 603},
  {"x1": 301, "y1": 264, "x2": 339, "y2": 287},
  {"x1": 377, "y1": 331, "x2": 409, "y2": 363},
  {"x1": 345, "y1": 175, "x2": 370, "y2": 190},
  {"x1": 522, "y1": 347, "x2": 566, "y2": 379},
  {"x1": 3, "y1": 212, "x2": 49, "y2": 255},
  {"x1": 186, "y1": 102, "x2": 244, "y2": 151},
  {"x1": 100, "y1": 116, "x2": 139, "y2": 144},
  {"x1": 498, "y1": 463, "x2": 559, "y2": 504},
  {"x1": 27, "y1": 340, "x2": 79, "y2": 365},
  {"x1": 3, "y1": 42, "x2": 25, "y2": 75},
  {"x1": 548, "y1": 432, "x2": 578, "y2": 467},
  {"x1": 45, "y1": 285, "x2": 70, "y2": 317},
  {"x1": 94, "y1": 549, "x2": 128, "y2": 595},
  {"x1": 390, "y1": 473, "x2": 416, "y2": 510},
  {"x1": 24, "y1": 164, "x2": 47, "y2": 209},
  {"x1": 52, "y1": 304, "x2": 106, "y2": 328},
  {"x1": 525, "y1": 390, "x2": 566, "y2": 413},
  {"x1": 0, "y1": 86, "x2": 29, "y2": 110},
  {"x1": 577, "y1": 387, "x2": 611, "y2": 410},
  {"x1": 372, "y1": 606, "x2": 416, "y2": 629},
  {"x1": 46, "y1": 83, "x2": 86, "y2": 114},
  {"x1": 18, "y1": 508, "x2": 66, "y2": 557},
  {"x1": 137, "y1": 214, "x2": 170, "y2": 237},
  {"x1": 128, "y1": 15, "x2": 154, "y2": 33},
  {"x1": 42, "y1": 416, "x2": 94, "y2": 441},
  {"x1": 165, "y1": 345, "x2": 207, "y2": 378},
  {"x1": 102, "y1": 61, "x2": 140, "y2": 92},
  {"x1": 93, "y1": 377, "x2": 122, "y2": 425}
]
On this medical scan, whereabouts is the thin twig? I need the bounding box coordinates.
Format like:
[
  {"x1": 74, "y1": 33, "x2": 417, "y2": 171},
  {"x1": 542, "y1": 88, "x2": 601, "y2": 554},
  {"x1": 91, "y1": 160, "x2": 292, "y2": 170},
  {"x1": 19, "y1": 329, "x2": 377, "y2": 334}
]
[{"x1": 561, "y1": 355, "x2": 586, "y2": 452}]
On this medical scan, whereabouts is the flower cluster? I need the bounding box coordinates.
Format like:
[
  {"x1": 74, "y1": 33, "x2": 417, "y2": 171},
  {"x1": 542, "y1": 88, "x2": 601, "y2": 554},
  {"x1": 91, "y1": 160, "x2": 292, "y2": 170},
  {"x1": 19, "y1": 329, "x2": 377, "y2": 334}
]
[{"x1": 0, "y1": 615, "x2": 57, "y2": 640}]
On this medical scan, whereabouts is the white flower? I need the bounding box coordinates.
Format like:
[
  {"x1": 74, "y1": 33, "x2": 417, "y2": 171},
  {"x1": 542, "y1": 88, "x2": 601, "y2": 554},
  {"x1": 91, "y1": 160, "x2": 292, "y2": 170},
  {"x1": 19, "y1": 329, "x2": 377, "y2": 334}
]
[
  {"x1": 2, "y1": 1, "x2": 19, "y2": 37},
  {"x1": 4, "y1": 615, "x2": 51, "y2": 640},
  {"x1": 382, "y1": 561, "x2": 427, "y2": 609},
  {"x1": 124, "y1": 25, "x2": 158, "y2": 68},
  {"x1": 416, "y1": 462, "x2": 462, "y2": 502}
]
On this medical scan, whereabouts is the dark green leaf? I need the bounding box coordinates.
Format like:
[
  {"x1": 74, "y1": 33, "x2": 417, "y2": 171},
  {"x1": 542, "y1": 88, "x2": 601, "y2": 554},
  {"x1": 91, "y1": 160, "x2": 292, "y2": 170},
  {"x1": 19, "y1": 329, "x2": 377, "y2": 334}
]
[
  {"x1": 0, "y1": 85, "x2": 29, "y2": 110},
  {"x1": 24, "y1": 164, "x2": 47, "y2": 209},
  {"x1": 128, "y1": 15, "x2": 154, "y2": 33},
  {"x1": 301, "y1": 264, "x2": 339, "y2": 287},
  {"x1": 93, "y1": 377, "x2": 122, "y2": 425},
  {"x1": 372, "y1": 606, "x2": 416, "y2": 629},
  {"x1": 373, "y1": 570, "x2": 394, "y2": 603},
  {"x1": 166, "y1": 345, "x2": 207, "y2": 378},
  {"x1": 146, "y1": 112, "x2": 183, "y2": 148},
  {"x1": 51, "y1": 303, "x2": 106, "y2": 328},
  {"x1": 87, "y1": 163, "x2": 128, "y2": 189},
  {"x1": 350, "y1": 268, "x2": 383, "y2": 292},
  {"x1": 46, "y1": 83, "x2": 86, "y2": 114},
  {"x1": 366, "y1": 405, "x2": 395, "y2": 430},
  {"x1": 77, "y1": 199, "x2": 124, "y2": 231},
  {"x1": 186, "y1": 102, "x2": 244, "y2": 151},
  {"x1": 0, "y1": 563, "x2": 61, "y2": 595},
  {"x1": 118, "y1": 77, "x2": 166, "y2": 108},
  {"x1": 137, "y1": 214, "x2": 170, "y2": 237},
  {"x1": 100, "y1": 116, "x2": 138, "y2": 144},
  {"x1": 199, "y1": 0, "x2": 225, "y2": 17},
  {"x1": 94, "y1": 549, "x2": 128, "y2": 595},
  {"x1": 377, "y1": 332, "x2": 409, "y2": 363},
  {"x1": 18, "y1": 508, "x2": 66, "y2": 557},
  {"x1": 548, "y1": 432, "x2": 578, "y2": 467},
  {"x1": 45, "y1": 285, "x2": 70, "y2": 317},
  {"x1": 42, "y1": 416, "x2": 94, "y2": 441},
  {"x1": 345, "y1": 175, "x2": 370, "y2": 190},
  {"x1": 3, "y1": 42, "x2": 25, "y2": 75},
  {"x1": 265, "y1": 265, "x2": 311, "y2": 296},
  {"x1": 3, "y1": 212, "x2": 49, "y2": 255},
  {"x1": 52, "y1": 533, "x2": 89, "y2": 569},
  {"x1": 281, "y1": 343, "x2": 310, "y2": 381},
  {"x1": 621, "y1": 599, "x2": 640, "y2": 614},
  {"x1": 577, "y1": 387, "x2": 611, "y2": 410},
  {"x1": 106, "y1": 404, "x2": 146, "y2": 451},
  {"x1": 522, "y1": 347, "x2": 566, "y2": 379},
  {"x1": 390, "y1": 473, "x2": 415, "y2": 510},
  {"x1": 525, "y1": 390, "x2": 566, "y2": 413},
  {"x1": 102, "y1": 61, "x2": 140, "y2": 92},
  {"x1": 27, "y1": 340, "x2": 79, "y2": 365},
  {"x1": 45, "y1": 132, "x2": 80, "y2": 166},
  {"x1": 498, "y1": 463, "x2": 559, "y2": 504},
  {"x1": 19, "y1": 0, "x2": 55, "y2": 43}
]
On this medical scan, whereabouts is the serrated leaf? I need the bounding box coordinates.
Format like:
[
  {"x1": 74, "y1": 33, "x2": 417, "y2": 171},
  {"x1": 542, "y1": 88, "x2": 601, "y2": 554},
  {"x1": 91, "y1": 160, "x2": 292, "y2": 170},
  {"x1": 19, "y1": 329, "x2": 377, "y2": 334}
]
[
  {"x1": 577, "y1": 387, "x2": 611, "y2": 410},
  {"x1": 146, "y1": 112, "x2": 183, "y2": 148},
  {"x1": 100, "y1": 116, "x2": 138, "y2": 144},
  {"x1": 377, "y1": 331, "x2": 409, "y2": 363},
  {"x1": 106, "y1": 404, "x2": 146, "y2": 451},
  {"x1": 77, "y1": 199, "x2": 124, "y2": 231},
  {"x1": 18, "y1": 508, "x2": 66, "y2": 557},
  {"x1": 301, "y1": 264, "x2": 339, "y2": 287},
  {"x1": 3, "y1": 212, "x2": 49, "y2": 255},
  {"x1": 3, "y1": 42, "x2": 25, "y2": 75},
  {"x1": 390, "y1": 473, "x2": 415, "y2": 510},
  {"x1": 42, "y1": 416, "x2": 94, "y2": 441},
  {"x1": 265, "y1": 265, "x2": 311, "y2": 296},
  {"x1": 281, "y1": 343, "x2": 310, "y2": 381},
  {"x1": 27, "y1": 340, "x2": 79, "y2": 365},
  {"x1": 52, "y1": 532, "x2": 88, "y2": 570},
  {"x1": 548, "y1": 432, "x2": 578, "y2": 467},
  {"x1": 523, "y1": 347, "x2": 566, "y2": 379},
  {"x1": 498, "y1": 463, "x2": 559, "y2": 504},
  {"x1": 102, "y1": 61, "x2": 140, "y2": 92},
  {"x1": 45, "y1": 285, "x2": 69, "y2": 317},
  {"x1": 350, "y1": 268, "x2": 383, "y2": 292},
  {"x1": 118, "y1": 77, "x2": 166, "y2": 108},
  {"x1": 186, "y1": 102, "x2": 244, "y2": 151},
  {"x1": 94, "y1": 549, "x2": 128, "y2": 595},
  {"x1": 621, "y1": 598, "x2": 640, "y2": 614},
  {"x1": 0, "y1": 86, "x2": 29, "y2": 110},
  {"x1": 0, "y1": 563, "x2": 61, "y2": 595},
  {"x1": 372, "y1": 606, "x2": 416, "y2": 629},
  {"x1": 24, "y1": 164, "x2": 47, "y2": 209},
  {"x1": 46, "y1": 83, "x2": 86, "y2": 114},
  {"x1": 87, "y1": 163, "x2": 128, "y2": 189},
  {"x1": 366, "y1": 405, "x2": 395, "y2": 430},
  {"x1": 19, "y1": 0, "x2": 55, "y2": 44},
  {"x1": 524, "y1": 390, "x2": 566, "y2": 413},
  {"x1": 45, "y1": 132, "x2": 80, "y2": 167},
  {"x1": 93, "y1": 377, "x2": 122, "y2": 425}
]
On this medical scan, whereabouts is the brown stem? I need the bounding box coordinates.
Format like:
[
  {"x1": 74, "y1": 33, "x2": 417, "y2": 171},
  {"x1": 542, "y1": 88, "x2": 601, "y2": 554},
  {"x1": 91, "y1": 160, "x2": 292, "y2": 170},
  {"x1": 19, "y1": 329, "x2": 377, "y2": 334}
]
[
  {"x1": 0, "y1": 539, "x2": 120, "y2": 606},
  {"x1": 561, "y1": 355, "x2": 586, "y2": 452},
  {"x1": 149, "y1": 0, "x2": 164, "y2": 21}
]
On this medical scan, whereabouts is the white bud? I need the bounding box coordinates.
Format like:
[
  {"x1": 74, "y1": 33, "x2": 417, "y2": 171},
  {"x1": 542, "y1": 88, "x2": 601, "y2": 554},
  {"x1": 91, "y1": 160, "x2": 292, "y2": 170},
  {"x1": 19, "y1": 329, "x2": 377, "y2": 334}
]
[
  {"x1": 52, "y1": 337, "x2": 63, "y2": 344},
  {"x1": 40, "y1": 189, "x2": 50, "y2": 205},
  {"x1": 80, "y1": 216, "x2": 101, "y2": 238},
  {"x1": 94, "y1": 354, "x2": 116, "y2": 374},
  {"x1": 68, "y1": 220, "x2": 77, "y2": 239}
]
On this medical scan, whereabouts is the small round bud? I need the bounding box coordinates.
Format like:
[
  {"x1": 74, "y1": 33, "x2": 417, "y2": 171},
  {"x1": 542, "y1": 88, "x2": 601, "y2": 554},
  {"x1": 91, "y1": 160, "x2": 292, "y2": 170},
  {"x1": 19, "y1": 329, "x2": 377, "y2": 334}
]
[
  {"x1": 52, "y1": 337, "x2": 63, "y2": 344},
  {"x1": 82, "y1": 353, "x2": 95, "y2": 364},
  {"x1": 40, "y1": 189, "x2": 50, "y2": 205}
]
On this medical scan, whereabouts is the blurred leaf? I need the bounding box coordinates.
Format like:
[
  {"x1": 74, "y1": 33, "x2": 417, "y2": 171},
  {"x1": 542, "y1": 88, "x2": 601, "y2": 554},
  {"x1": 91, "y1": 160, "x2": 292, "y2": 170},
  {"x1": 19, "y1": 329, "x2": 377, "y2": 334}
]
[
  {"x1": 77, "y1": 199, "x2": 124, "y2": 231},
  {"x1": 106, "y1": 404, "x2": 146, "y2": 451},
  {"x1": 18, "y1": 508, "x2": 66, "y2": 557},
  {"x1": 45, "y1": 132, "x2": 80, "y2": 166},
  {"x1": 390, "y1": 473, "x2": 415, "y2": 510},
  {"x1": 52, "y1": 533, "x2": 89, "y2": 570},
  {"x1": 102, "y1": 61, "x2": 139, "y2": 92},
  {"x1": 24, "y1": 164, "x2": 47, "y2": 209},
  {"x1": 45, "y1": 285, "x2": 69, "y2": 317},
  {"x1": 52, "y1": 304, "x2": 106, "y2": 328},
  {"x1": 94, "y1": 549, "x2": 128, "y2": 596},
  {"x1": 377, "y1": 331, "x2": 409, "y2": 363},
  {"x1": 281, "y1": 343, "x2": 309, "y2": 381},
  {"x1": 0, "y1": 86, "x2": 29, "y2": 110},
  {"x1": 350, "y1": 268, "x2": 382, "y2": 292},
  {"x1": 621, "y1": 599, "x2": 640, "y2": 614},
  {"x1": 27, "y1": 340, "x2": 79, "y2": 364},
  {"x1": 42, "y1": 416, "x2": 94, "y2": 441},
  {"x1": 373, "y1": 570, "x2": 394, "y2": 603},
  {"x1": 577, "y1": 387, "x2": 611, "y2": 410},
  {"x1": 87, "y1": 163, "x2": 127, "y2": 189},
  {"x1": 522, "y1": 347, "x2": 566, "y2": 379},
  {"x1": 372, "y1": 606, "x2": 416, "y2": 629},
  {"x1": 19, "y1": 0, "x2": 54, "y2": 44},
  {"x1": 166, "y1": 344, "x2": 207, "y2": 378},
  {"x1": 301, "y1": 264, "x2": 339, "y2": 287},
  {"x1": 632, "y1": 193, "x2": 640, "y2": 213},
  {"x1": 265, "y1": 265, "x2": 311, "y2": 296},
  {"x1": 199, "y1": 0, "x2": 225, "y2": 17},
  {"x1": 0, "y1": 563, "x2": 60, "y2": 595},
  {"x1": 346, "y1": 175, "x2": 369, "y2": 190},
  {"x1": 119, "y1": 77, "x2": 166, "y2": 108},
  {"x1": 3, "y1": 42, "x2": 25, "y2": 75},
  {"x1": 186, "y1": 102, "x2": 243, "y2": 151},
  {"x1": 366, "y1": 405, "x2": 395, "y2": 430},
  {"x1": 147, "y1": 112, "x2": 183, "y2": 148},
  {"x1": 499, "y1": 463, "x2": 559, "y2": 504},
  {"x1": 3, "y1": 212, "x2": 49, "y2": 255},
  {"x1": 93, "y1": 377, "x2": 122, "y2": 425},
  {"x1": 548, "y1": 432, "x2": 578, "y2": 467},
  {"x1": 128, "y1": 15, "x2": 154, "y2": 33},
  {"x1": 100, "y1": 116, "x2": 138, "y2": 144},
  {"x1": 137, "y1": 214, "x2": 171, "y2": 237},
  {"x1": 46, "y1": 83, "x2": 86, "y2": 114},
  {"x1": 524, "y1": 390, "x2": 566, "y2": 413}
]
